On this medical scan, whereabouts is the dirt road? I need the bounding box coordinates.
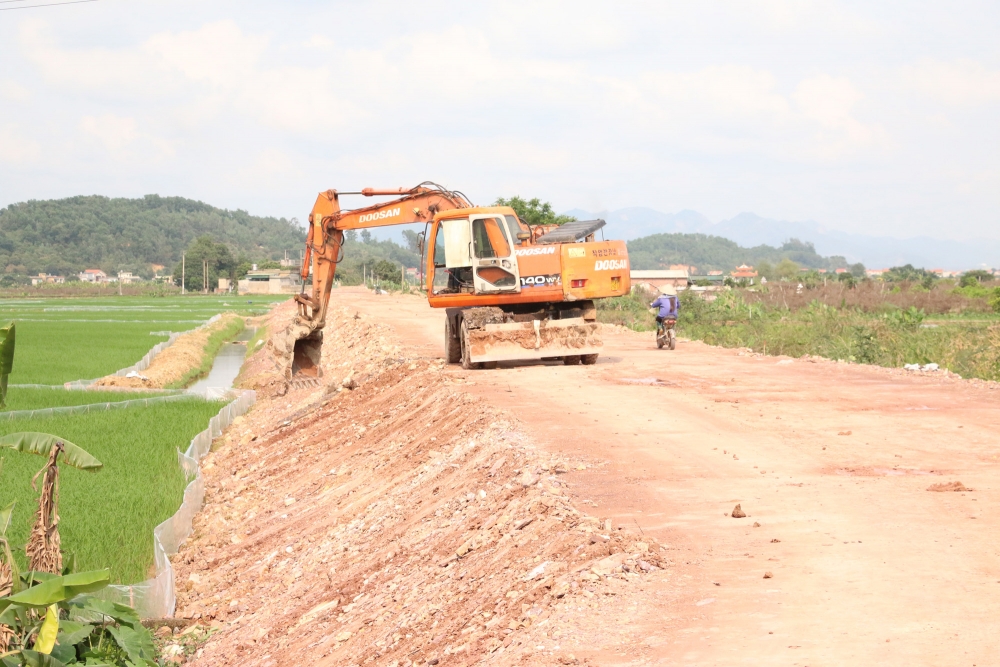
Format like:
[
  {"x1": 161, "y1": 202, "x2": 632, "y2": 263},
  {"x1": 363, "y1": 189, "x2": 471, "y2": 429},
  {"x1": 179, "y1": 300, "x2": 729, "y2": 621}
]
[{"x1": 338, "y1": 288, "x2": 1000, "y2": 666}]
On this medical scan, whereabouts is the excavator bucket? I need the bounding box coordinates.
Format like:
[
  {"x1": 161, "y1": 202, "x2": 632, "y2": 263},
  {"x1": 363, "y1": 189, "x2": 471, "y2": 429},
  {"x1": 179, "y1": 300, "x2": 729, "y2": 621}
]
[{"x1": 292, "y1": 330, "x2": 323, "y2": 378}]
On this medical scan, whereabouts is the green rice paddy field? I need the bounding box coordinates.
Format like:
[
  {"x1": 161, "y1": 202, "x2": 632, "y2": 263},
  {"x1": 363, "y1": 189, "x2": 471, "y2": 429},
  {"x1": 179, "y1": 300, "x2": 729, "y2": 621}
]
[
  {"x1": 0, "y1": 295, "x2": 284, "y2": 384},
  {"x1": 0, "y1": 401, "x2": 224, "y2": 582},
  {"x1": 0, "y1": 294, "x2": 286, "y2": 583}
]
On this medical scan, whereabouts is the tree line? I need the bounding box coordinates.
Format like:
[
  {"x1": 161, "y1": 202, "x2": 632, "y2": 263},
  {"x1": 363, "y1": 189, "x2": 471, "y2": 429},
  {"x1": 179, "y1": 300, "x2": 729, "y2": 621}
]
[{"x1": 0, "y1": 195, "x2": 305, "y2": 279}]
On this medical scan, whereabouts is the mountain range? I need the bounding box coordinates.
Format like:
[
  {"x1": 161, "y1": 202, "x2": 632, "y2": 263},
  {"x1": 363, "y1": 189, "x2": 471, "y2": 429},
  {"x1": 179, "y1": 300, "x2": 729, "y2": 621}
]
[{"x1": 564, "y1": 207, "x2": 1000, "y2": 271}]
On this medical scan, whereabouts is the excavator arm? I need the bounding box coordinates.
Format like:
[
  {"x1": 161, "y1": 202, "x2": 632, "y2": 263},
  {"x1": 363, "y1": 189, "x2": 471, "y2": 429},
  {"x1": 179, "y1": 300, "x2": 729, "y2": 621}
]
[
  {"x1": 285, "y1": 182, "x2": 471, "y2": 379},
  {"x1": 295, "y1": 182, "x2": 472, "y2": 329}
]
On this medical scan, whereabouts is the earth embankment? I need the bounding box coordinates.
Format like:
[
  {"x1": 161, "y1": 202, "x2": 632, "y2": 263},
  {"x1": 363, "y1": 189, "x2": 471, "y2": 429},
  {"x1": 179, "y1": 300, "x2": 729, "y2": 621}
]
[
  {"x1": 172, "y1": 288, "x2": 1000, "y2": 666},
  {"x1": 173, "y1": 302, "x2": 669, "y2": 666}
]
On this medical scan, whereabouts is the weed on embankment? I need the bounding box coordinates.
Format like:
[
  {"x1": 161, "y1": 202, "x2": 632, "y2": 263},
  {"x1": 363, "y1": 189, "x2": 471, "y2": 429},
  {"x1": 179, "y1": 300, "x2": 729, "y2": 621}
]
[
  {"x1": 166, "y1": 315, "x2": 246, "y2": 389},
  {"x1": 0, "y1": 398, "x2": 223, "y2": 583},
  {"x1": 599, "y1": 286, "x2": 1000, "y2": 381},
  {"x1": 596, "y1": 289, "x2": 658, "y2": 331}
]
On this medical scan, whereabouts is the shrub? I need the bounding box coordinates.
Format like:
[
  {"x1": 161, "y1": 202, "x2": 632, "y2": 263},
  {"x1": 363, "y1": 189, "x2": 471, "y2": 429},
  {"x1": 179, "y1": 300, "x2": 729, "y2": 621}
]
[{"x1": 990, "y1": 287, "x2": 1000, "y2": 314}]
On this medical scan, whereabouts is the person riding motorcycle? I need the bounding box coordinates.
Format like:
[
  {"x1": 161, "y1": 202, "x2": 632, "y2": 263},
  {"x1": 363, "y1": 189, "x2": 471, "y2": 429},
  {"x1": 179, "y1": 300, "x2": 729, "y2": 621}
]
[
  {"x1": 650, "y1": 287, "x2": 679, "y2": 350},
  {"x1": 650, "y1": 289, "x2": 679, "y2": 324}
]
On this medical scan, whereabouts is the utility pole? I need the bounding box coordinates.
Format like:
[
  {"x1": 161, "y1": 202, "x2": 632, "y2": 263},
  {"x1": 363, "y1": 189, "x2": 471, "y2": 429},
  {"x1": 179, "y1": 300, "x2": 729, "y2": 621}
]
[
  {"x1": 203, "y1": 259, "x2": 208, "y2": 295},
  {"x1": 182, "y1": 254, "x2": 186, "y2": 295}
]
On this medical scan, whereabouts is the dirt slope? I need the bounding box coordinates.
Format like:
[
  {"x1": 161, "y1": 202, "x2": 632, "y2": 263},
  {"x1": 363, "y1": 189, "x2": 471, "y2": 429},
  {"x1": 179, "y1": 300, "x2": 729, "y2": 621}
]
[
  {"x1": 173, "y1": 289, "x2": 1000, "y2": 666},
  {"x1": 173, "y1": 302, "x2": 670, "y2": 666},
  {"x1": 334, "y1": 288, "x2": 1000, "y2": 666}
]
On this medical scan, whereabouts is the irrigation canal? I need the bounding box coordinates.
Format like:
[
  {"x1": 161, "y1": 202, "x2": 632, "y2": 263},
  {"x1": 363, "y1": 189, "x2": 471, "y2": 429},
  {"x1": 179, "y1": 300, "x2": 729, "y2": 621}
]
[{"x1": 188, "y1": 327, "x2": 254, "y2": 393}]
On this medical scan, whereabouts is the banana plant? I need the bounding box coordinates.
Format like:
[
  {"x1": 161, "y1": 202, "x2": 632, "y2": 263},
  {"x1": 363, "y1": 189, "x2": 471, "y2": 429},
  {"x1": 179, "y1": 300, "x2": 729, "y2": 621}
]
[
  {"x1": 0, "y1": 434, "x2": 102, "y2": 576},
  {"x1": 0, "y1": 434, "x2": 156, "y2": 666},
  {"x1": 0, "y1": 323, "x2": 13, "y2": 409}
]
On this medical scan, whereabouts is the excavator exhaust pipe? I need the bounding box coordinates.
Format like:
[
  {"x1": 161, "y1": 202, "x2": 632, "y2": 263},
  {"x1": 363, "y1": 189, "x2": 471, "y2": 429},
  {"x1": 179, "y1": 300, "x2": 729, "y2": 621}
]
[{"x1": 292, "y1": 330, "x2": 323, "y2": 378}]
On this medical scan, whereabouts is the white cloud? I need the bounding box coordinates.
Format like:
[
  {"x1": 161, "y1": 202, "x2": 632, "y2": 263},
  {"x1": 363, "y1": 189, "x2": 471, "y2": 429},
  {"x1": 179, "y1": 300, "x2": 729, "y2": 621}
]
[
  {"x1": 79, "y1": 114, "x2": 138, "y2": 153},
  {"x1": 0, "y1": 80, "x2": 31, "y2": 103},
  {"x1": 792, "y1": 74, "x2": 885, "y2": 157},
  {"x1": 303, "y1": 35, "x2": 335, "y2": 51},
  {"x1": 903, "y1": 60, "x2": 1000, "y2": 106},
  {"x1": 143, "y1": 21, "x2": 268, "y2": 86},
  {"x1": 0, "y1": 126, "x2": 41, "y2": 165}
]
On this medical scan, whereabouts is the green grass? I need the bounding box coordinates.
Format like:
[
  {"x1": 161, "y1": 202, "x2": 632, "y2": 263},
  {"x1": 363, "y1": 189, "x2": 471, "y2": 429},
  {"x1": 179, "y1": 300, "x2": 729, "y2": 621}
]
[
  {"x1": 596, "y1": 291, "x2": 658, "y2": 332},
  {"x1": 244, "y1": 323, "x2": 268, "y2": 354},
  {"x1": 166, "y1": 316, "x2": 246, "y2": 389},
  {"x1": 1, "y1": 387, "x2": 175, "y2": 412},
  {"x1": 0, "y1": 399, "x2": 224, "y2": 583},
  {"x1": 598, "y1": 288, "x2": 1000, "y2": 381},
  {"x1": 676, "y1": 290, "x2": 1000, "y2": 381},
  {"x1": 0, "y1": 295, "x2": 285, "y2": 384}
]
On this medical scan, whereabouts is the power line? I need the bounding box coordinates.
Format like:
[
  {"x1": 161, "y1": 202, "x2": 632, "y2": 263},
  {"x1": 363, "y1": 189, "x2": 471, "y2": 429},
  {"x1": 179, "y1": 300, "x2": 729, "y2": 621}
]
[{"x1": 0, "y1": 0, "x2": 99, "y2": 10}]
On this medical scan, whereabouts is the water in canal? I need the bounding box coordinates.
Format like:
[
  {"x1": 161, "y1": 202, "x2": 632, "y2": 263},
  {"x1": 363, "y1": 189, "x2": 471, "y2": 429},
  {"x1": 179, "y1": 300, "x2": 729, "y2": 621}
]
[{"x1": 187, "y1": 327, "x2": 255, "y2": 393}]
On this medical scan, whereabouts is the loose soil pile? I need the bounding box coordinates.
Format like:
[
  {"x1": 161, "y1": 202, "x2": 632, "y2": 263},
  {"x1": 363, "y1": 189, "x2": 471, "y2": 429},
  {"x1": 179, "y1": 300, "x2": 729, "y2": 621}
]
[
  {"x1": 170, "y1": 302, "x2": 670, "y2": 666},
  {"x1": 94, "y1": 314, "x2": 242, "y2": 389},
  {"x1": 927, "y1": 481, "x2": 973, "y2": 492}
]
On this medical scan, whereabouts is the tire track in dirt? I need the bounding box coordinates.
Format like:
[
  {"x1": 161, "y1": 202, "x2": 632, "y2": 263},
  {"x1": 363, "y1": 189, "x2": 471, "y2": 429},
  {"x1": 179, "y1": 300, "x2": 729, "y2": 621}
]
[{"x1": 173, "y1": 303, "x2": 671, "y2": 666}]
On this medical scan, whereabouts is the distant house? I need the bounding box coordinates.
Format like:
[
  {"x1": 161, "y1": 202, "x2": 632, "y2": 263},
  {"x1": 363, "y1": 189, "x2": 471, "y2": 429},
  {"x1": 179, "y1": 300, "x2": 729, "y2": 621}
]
[
  {"x1": 31, "y1": 273, "x2": 65, "y2": 286},
  {"x1": 707, "y1": 270, "x2": 724, "y2": 276},
  {"x1": 117, "y1": 271, "x2": 139, "y2": 284},
  {"x1": 866, "y1": 268, "x2": 887, "y2": 278},
  {"x1": 835, "y1": 268, "x2": 848, "y2": 274},
  {"x1": 237, "y1": 269, "x2": 300, "y2": 295},
  {"x1": 731, "y1": 264, "x2": 758, "y2": 279},
  {"x1": 79, "y1": 269, "x2": 107, "y2": 283},
  {"x1": 630, "y1": 269, "x2": 690, "y2": 294}
]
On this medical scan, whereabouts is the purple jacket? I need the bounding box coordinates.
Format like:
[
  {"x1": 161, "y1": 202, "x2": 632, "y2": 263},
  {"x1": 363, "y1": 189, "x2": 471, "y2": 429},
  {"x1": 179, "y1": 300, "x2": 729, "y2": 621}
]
[{"x1": 651, "y1": 295, "x2": 679, "y2": 318}]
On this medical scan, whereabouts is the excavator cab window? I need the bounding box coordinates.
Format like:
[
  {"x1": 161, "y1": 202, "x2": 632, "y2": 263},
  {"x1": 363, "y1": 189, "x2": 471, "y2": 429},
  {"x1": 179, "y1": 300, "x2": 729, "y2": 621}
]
[
  {"x1": 472, "y1": 217, "x2": 511, "y2": 259},
  {"x1": 503, "y1": 215, "x2": 525, "y2": 244},
  {"x1": 432, "y1": 217, "x2": 474, "y2": 294},
  {"x1": 470, "y1": 215, "x2": 520, "y2": 293}
]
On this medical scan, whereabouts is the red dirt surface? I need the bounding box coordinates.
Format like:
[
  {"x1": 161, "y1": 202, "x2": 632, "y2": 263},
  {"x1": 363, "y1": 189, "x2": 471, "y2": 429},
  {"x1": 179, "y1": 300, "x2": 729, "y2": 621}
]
[{"x1": 175, "y1": 289, "x2": 1000, "y2": 666}]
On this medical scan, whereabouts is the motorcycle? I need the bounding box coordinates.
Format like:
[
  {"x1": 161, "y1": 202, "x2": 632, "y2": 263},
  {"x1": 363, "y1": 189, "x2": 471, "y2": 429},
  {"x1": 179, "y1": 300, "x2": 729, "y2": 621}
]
[{"x1": 656, "y1": 318, "x2": 677, "y2": 350}]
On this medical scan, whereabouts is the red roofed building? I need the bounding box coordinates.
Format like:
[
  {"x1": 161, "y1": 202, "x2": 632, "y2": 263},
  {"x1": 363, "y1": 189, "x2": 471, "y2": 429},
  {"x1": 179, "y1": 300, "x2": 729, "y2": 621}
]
[{"x1": 731, "y1": 264, "x2": 758, "y2": 279}]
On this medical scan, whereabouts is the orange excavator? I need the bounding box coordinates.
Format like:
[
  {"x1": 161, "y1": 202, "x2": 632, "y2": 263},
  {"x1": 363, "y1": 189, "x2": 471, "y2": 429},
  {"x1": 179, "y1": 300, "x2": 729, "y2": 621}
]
[{"x1": 288, "y1": 182, "x2": 630, "y2": 376}]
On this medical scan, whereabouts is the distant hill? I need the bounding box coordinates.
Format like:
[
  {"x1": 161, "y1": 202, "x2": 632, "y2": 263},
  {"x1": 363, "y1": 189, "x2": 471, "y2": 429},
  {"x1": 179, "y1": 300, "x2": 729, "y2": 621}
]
[
  {"x1": 566, "y1": 207, "x2": 1000, "y2": 270},
  {"x1": 626, "y1": 233, "x2": 849, "y2": 273},
  {"x1": 0, "y1": 195, "x2": 306, "y2": 277}
]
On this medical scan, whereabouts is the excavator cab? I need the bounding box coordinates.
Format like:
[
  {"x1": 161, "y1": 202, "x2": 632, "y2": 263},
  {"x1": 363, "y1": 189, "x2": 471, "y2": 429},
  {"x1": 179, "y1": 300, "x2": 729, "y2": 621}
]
[{"x1": 428, "y1": 213, "x2": 521, "y2": 296}]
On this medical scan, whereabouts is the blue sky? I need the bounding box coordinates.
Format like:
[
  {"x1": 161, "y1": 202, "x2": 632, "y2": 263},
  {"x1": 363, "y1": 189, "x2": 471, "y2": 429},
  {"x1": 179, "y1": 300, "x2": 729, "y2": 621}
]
[{"x1": 1, "y1": 0, "x2": 998, "y2": 240}]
